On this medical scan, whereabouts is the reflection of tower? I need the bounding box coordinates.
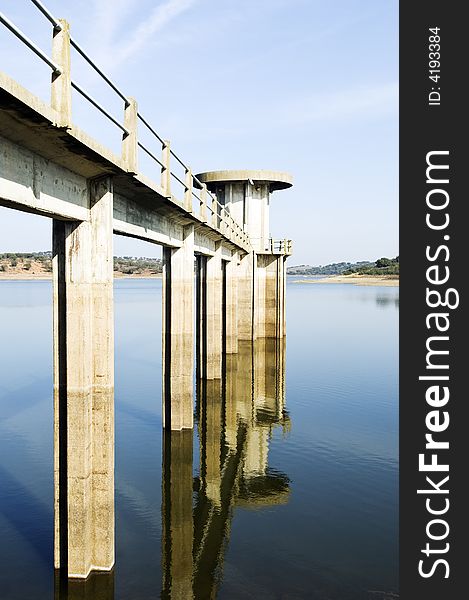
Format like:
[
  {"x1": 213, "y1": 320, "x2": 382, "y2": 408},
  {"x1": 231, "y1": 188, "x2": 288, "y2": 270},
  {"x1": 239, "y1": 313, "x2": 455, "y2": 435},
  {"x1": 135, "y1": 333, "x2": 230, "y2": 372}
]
[
  {"x1": 240, "y1": 338, "x2": 290, "y2": 504},
  {"x1": 160, "y1": 338, "x2": 290, "y2": 598}
]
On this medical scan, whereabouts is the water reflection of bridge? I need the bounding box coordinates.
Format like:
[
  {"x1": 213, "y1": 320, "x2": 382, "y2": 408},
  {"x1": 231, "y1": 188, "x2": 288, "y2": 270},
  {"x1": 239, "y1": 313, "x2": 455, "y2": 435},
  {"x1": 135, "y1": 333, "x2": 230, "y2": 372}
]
[
  {"x1": 163, "y1": 338, "x2": 289, "y2": 600},
  {"x1": 54, "y1": 339, "x2": 289, "y2": 599}
]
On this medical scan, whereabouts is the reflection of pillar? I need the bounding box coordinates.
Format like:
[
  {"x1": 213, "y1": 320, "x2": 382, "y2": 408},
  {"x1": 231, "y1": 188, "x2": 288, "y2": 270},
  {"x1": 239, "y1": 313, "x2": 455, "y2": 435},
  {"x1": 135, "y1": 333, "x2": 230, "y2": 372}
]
[
  {"x1": 53, "y1": 177, "x2": 114, "y2": 579},
  {"x1": 161, "y1": 430, "x2": 194, "y2": 600},
  {"x1": 206, "y1": 244, "x2": 223, "y2": 379},
  {"x1": 203, "y1": 380, "x2": 222, "y2": 507},
  {"x1": 244, "y1": 426, "x2": 269, "y2": 477},
  {"x1": 55, "y1": 570, "x2": 115, "y2": 600},
  {"x1": 225, "y1": 253, "x2": 239, "y2": 354},
  {"x1": 162, "y1": 224, "x2": 194, "y2": 430},
  {"x1": 223, "y1": 354, "x2": 240, "y2": 451},
  {"x1": 244, "y1": 336, "x2": 289, "y2": 478},
  {"x1": 253, "y1": 337, "x2": 287, "y2": 422}
]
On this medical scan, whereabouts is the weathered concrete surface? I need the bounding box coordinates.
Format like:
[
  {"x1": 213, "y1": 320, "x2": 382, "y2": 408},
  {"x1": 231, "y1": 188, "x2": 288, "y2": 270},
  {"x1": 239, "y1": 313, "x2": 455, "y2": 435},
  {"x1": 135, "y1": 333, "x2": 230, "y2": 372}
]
[
  {"x1": 256, "y1": 254, "x2": 287, "y2": 338},
  {"x1": 51, "y1": 20, "x2": 72, "y2": 127},
  {"x1": 225, "y1": 252, "x2": 239, "y2": 354},
  {"x1": 195, "y1": 255, "x2": 208, "y2": 380},
  {"x1": 53, "y1": 177, "x2": 114, "y2": 579},
  {"x1": 162, "y1": 224, "x2": 195, "y2": 430},
  {"x1": 0, "y1": 134, "x2": 89, "y2": 220},
  {"x1": 206, "y1": 243, "x2": 223, "y2": 379},
  {"x1": 122, "y1": 98, "x2": 138, "y2": 173},
  {"x1": 236, "y1": 252, "x2": 255, "y2": 341}
]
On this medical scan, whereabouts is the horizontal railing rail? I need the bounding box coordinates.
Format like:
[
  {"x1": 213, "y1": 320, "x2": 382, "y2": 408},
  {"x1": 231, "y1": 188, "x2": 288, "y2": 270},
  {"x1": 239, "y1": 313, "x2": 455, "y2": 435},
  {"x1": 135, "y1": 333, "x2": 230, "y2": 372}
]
[
  {"x1": 0, "y1": 0, "x2": 252, "y2": 251},
  {"x1": 0, "y1": 11, "x2": 61, "y2": 73},
  {"x1": 269, "y1": 239, "x2": 293, "y2": 254},
  {"x1": 70, "y1": 80, "x2": 129, "y2": 134}
]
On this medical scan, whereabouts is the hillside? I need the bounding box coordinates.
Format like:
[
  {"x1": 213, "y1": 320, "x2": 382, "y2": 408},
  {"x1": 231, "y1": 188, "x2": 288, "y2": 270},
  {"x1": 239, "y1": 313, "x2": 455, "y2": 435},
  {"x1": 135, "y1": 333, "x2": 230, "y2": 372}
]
[
  {"x1": 0, "y1": 252, "x2": 163, "y2": 278},
  {"x1": 288, "y1": 257, "x2": 399, "y2": 277},
  {"x1": 287, "y1": 260, "x2": 373, "y2": 276}
]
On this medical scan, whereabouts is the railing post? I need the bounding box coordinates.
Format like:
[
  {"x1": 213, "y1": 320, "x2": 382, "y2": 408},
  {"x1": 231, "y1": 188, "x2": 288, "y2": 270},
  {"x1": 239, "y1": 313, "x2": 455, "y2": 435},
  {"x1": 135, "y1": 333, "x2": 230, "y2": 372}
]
[
  {"x1": 200, "y1": 183, "x2": 208, "y2": 222},
  {"x1": 122, "y1": 97, "x2": 138, "y2": 173},
  {"x1": 161, "y1": 140, "x2": 171, "y2": 197},
  {"x1": 51, "y1": 19, "x2": 71, "y2": 128},
  {"x1": 184, "y1": 168, "x2": 193, "y2": 213},
  {"x1": 221, "y1": 209, "x2": 226, "y2": 235},
  {"x1": 211, "y1": 194, "x2": 217, "y2": 228}
]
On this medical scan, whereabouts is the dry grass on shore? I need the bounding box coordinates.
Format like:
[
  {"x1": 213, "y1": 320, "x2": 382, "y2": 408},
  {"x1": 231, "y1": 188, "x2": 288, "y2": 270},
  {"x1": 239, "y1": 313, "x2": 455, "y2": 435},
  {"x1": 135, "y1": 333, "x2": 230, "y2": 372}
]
[{"x1": 294, "y1": 274, "x2": 399, "y2": 287}]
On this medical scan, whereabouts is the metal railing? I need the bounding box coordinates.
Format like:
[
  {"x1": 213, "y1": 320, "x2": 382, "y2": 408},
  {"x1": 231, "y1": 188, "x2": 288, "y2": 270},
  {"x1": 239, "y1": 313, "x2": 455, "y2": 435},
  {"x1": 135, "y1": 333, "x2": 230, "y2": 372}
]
[
  {"x1": 269, "y1": 239, "x2": 293, "y2": 254},
  {"x1": 0, "y1": 0, "x2": 251, "y2": 251}
]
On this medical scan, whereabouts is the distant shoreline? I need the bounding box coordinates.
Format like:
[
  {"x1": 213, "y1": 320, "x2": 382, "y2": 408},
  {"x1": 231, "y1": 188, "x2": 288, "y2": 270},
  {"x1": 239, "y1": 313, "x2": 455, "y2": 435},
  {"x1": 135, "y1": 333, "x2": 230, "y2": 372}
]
[
  {"x1": 292, "y1": 274, "x2": 399, "y2": 287},
  {"x1": 0, "y1": 273, "x2": 163, "y2": 281}
]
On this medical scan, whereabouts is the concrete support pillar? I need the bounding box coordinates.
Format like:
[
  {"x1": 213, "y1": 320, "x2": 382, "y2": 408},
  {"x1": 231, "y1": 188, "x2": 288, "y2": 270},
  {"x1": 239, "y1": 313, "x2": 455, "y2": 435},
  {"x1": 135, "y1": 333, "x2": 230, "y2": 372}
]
[
  {"x1": 281, "y1": 256, "x2": 287, "y2": 338},
  {"x1": 255, "y1": 254, "x2": 277, "y2": 338},
  {"x1": 53, "y1": 176, "x2": 114, "y2": 579},
  {"x1": 236, "y1": 252, "x2": 255, "y2": 341},
  {"x1": 162, "y1": 224, "x2": 195, "y2": 430},
  {"x1": 225, "y1": 252, "x2": 239, "y2": 354},
  {"x1": 161, "y1": 430, "x2": 194, "y2": 600},
  {"x1": 195, "y1": 255, "x2": 207, "y2": 381},
  {"x1": 255, "y1": 254, "x2": 287, "y2": 339},
  {"x1": 206, "y1": 243, "x2": 223, "y2": 379}
]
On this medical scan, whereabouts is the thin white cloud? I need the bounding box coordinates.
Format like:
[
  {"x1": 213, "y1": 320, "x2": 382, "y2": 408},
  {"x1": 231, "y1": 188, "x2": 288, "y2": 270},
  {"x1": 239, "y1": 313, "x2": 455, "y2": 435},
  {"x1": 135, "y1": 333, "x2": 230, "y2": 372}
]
[
  {"x1": 93, "y1": 0, "x2": 134, "y2": 52},
  {"x1": 92, "y1": 0, "x2": 197, "y2": 68}
]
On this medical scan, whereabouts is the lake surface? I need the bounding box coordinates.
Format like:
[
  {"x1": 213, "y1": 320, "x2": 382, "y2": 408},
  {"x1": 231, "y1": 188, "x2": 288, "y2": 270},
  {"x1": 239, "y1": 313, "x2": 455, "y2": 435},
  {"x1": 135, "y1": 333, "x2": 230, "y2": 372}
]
[{"x1": 0, "y1": 278, "x2": 398, "y2": 599}]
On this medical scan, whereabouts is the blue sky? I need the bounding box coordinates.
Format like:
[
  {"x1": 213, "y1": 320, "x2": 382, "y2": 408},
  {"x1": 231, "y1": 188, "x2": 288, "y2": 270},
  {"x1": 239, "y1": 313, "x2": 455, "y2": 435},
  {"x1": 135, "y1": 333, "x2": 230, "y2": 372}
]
[{"x1": 0, "y1": 0, "x2": 398, "y2": 264}]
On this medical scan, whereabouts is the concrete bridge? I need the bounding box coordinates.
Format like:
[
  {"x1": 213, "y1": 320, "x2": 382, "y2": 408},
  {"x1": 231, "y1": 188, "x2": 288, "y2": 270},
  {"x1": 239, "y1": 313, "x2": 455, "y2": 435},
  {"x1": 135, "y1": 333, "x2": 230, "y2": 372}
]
[{"x1": 0, "y1": 2, "x2": 292, "y2": 582}]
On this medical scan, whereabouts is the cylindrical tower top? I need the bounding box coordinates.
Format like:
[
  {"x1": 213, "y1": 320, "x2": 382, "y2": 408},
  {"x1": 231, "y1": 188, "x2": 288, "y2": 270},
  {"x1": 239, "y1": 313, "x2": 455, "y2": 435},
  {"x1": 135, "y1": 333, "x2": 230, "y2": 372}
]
[
  {"x1": 195, "y1": 170, "x2": 292, "y2": 252},
  {"x1": 195, "y1": 169, "x2": 293, "y2": 192}
]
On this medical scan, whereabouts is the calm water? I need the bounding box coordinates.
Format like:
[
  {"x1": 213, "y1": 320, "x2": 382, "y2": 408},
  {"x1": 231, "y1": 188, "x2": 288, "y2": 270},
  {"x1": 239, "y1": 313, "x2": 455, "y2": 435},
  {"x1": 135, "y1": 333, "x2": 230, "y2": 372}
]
[{"x1": 0, "y1": 278, "x2": 398, "y2": 599}]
